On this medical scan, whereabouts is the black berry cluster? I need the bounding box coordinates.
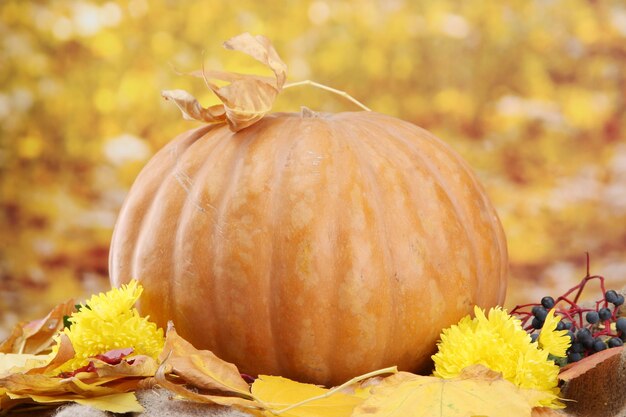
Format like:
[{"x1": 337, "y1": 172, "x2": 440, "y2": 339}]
[{"x1": 511, "y1": 263, "x2": 625, "y2": 366}]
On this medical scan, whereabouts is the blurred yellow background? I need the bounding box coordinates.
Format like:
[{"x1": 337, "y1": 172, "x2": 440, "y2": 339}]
[{"x1": 2, "y1": 0, "x2": 626, "y2": 339}]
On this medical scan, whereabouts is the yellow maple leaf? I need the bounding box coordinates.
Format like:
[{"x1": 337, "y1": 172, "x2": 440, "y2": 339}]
[
  {"x1": 352, "y1": 365, "x2": 554, "y2": 417},
  {"x1": 251, "y1": 375, "x2": 364, "y2": 417}
]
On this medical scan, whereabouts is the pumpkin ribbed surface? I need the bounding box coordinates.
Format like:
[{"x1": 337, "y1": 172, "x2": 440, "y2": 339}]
[{"x1": 109, "y1": 110, "x2": 507, "y2": 386}]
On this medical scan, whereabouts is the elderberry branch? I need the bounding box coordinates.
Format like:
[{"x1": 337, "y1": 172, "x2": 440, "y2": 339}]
[{"x1": 511, "y1": 256, "x2": 625, "y2": 365}]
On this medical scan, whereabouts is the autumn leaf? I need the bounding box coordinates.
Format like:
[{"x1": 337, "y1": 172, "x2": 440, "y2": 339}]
[
  {"x1": 89, "y1": 354, "x2": 158, "y2": 379},
  {"x1": 0, "y1": 353, "x2": 48, "y2": 378},
  {"x1": 1, "y1": 373, "x2": 116, "y2": 398},
  {"x1": 352, "y1": 365, "x2": 554, "y2": 417},
  {"x1": 1, "y1": 348, "x2": 154, "y2": 398},
  {"x1": 223, "y1": 32, "x2": 287, "y2": 88},
  {"x1": 160, "y1": 89, "x2": 226, "y2": 123},
  {"x1": 153, "y1": 322, "x2": 260, "y2": 409},
  {"x1": 251, "y1": 375, "x2": 364, "y2": 417},
  {"x1": 0, "y1": 365, "x2": 146, "y2": 413},
  {"x1": 0, "y1": 326, "x2": 23, "y2": 355},
  {"x1": 207, "y1": 77, "x2": 281, "y2": 131},
  {"x1": 154, "y1": 364, "x2": 260, "y2": 409},
  {"x1": 158, "y1": 322, "x2": 251, "y2": 397},
  {"x1": 27, "y1": 333, "x2": 75, "y2": 376},
  {"x1": 0, "y1": 337, "x2": 157, "y2": 413},
  {"x1": 59, "y1": 352, "x2": 158, "y2": 384},
  {"x1": 163, "y1": 32, "x2": 288, "y2": 132},
  {"x1": 0, "y1": 300, "x2": 76, "y2": 355}
]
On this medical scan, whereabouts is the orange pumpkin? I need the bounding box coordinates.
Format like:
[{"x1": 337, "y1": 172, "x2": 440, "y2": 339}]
[{"x1": 109, "y1": 109, "x2": 507, "y2": 386}]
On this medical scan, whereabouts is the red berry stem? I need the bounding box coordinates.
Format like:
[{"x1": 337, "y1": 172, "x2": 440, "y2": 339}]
[{"x1": 510, "y1": 254, "x2": 624, "y2": 365}]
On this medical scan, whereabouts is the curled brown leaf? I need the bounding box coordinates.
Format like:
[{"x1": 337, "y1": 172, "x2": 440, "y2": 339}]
[
  {"x1": 209, "y1": 78, "x2": 280, "y2": 131},
  {"x1": 154, "y1": 363, "x2": 260, "y2": 409},
  {"x1": 0, "y1": 300, "x2": 76, "y2": 355},
  {"x1": 91, "y1": 355, "x2": 158, "y2": 379},
  {"x1": 222, "y1": 32, "x2": 287, "y2": 89},
  {"x1": 0, "y1": 325, "x2": 23, "y2": 354},
  {"x1": 164, "y1": 32, "x2": 288, "y2": 132},
  {"x1": 26, "y1": 333, "x2": 75, "y2": 376},
  {"x1": 158, "y1": 322, "x2": 252, "y2": 397},
  {"x1": 161, "y1": 89, "x2": 226, "y2": 123}
]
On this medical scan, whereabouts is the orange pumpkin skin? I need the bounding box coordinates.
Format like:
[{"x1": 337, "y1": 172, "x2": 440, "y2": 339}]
[{"x1": 109, "y1": 111, "x2": 507, "y2": 386}]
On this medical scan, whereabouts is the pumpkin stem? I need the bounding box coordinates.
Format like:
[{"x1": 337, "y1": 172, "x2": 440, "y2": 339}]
[
  {"x1": 300, "y1": 106, "x2": 318, "y2": 118},
  {"x1": 283, "y1": 80, "x2": 372, "y2": 112}
]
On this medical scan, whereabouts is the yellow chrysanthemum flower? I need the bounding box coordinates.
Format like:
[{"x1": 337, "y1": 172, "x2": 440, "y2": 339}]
[
  {"x1": 538, "y1": 309, "x2": 570, "y2": 358},
  {"x1": 53, "y1": 280, "x2": 164, "y2": 372},
  {"x1": 432, "y1": 306, "x2": 569, "y2": 409}
]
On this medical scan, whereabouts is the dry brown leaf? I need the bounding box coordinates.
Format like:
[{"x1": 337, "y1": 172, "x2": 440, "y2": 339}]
[
  {"x1": 0, "y1": 300, "x2": 75, "y2": 354},
  {"x1": 26, "y1": 333, "x2": 75, "y2": 376},
  {"x1": 152, "y1": 322, "x2": 262, "y2": 410},
  {"x1": 21, "y1": 301, "x2": 76, "y2": 354},
  {"x1": 0, "y1": 372, "x2": 124, "y2": 398},
  {"x1": 89, "y1": 355, "x2": 158, "y2": 379},
  {"x1": 223, "y1": 32, "x2": 287, "y2": 88},
  {"x1": 161, "y1": 89, "x2": 226, "y2": 123},
  {"x1": 0, "y1": 325, "x2": 24, "y2": 354},
  {"x1": 154, "y1": 363, "x2": 260, "y2": 409},
  {"x1": 158, "y1": 322, "x2": 252, "y2": 397},
  {"x1": 164, "y1": 32, "x2": 288, "y2": 132},
  {"x1": 351, "y1": 365, "x2": 554, "y2": 417},
  {"x1": 208, "y1": 78, "x2": 280, "y2": 131},
  {"x1": 193, "y1": 69, "x2": 273, "y2": 84}
]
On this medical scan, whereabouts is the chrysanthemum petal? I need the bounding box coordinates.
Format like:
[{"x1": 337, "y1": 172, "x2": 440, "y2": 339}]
[{"x1": 538, "y1": 309, "x2": 571, "y2": 358}]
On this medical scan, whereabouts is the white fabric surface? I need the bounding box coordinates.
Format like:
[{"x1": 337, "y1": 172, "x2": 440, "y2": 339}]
[{"x1": 53, "y1": 389, "x2": 254, "y2": 417}]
